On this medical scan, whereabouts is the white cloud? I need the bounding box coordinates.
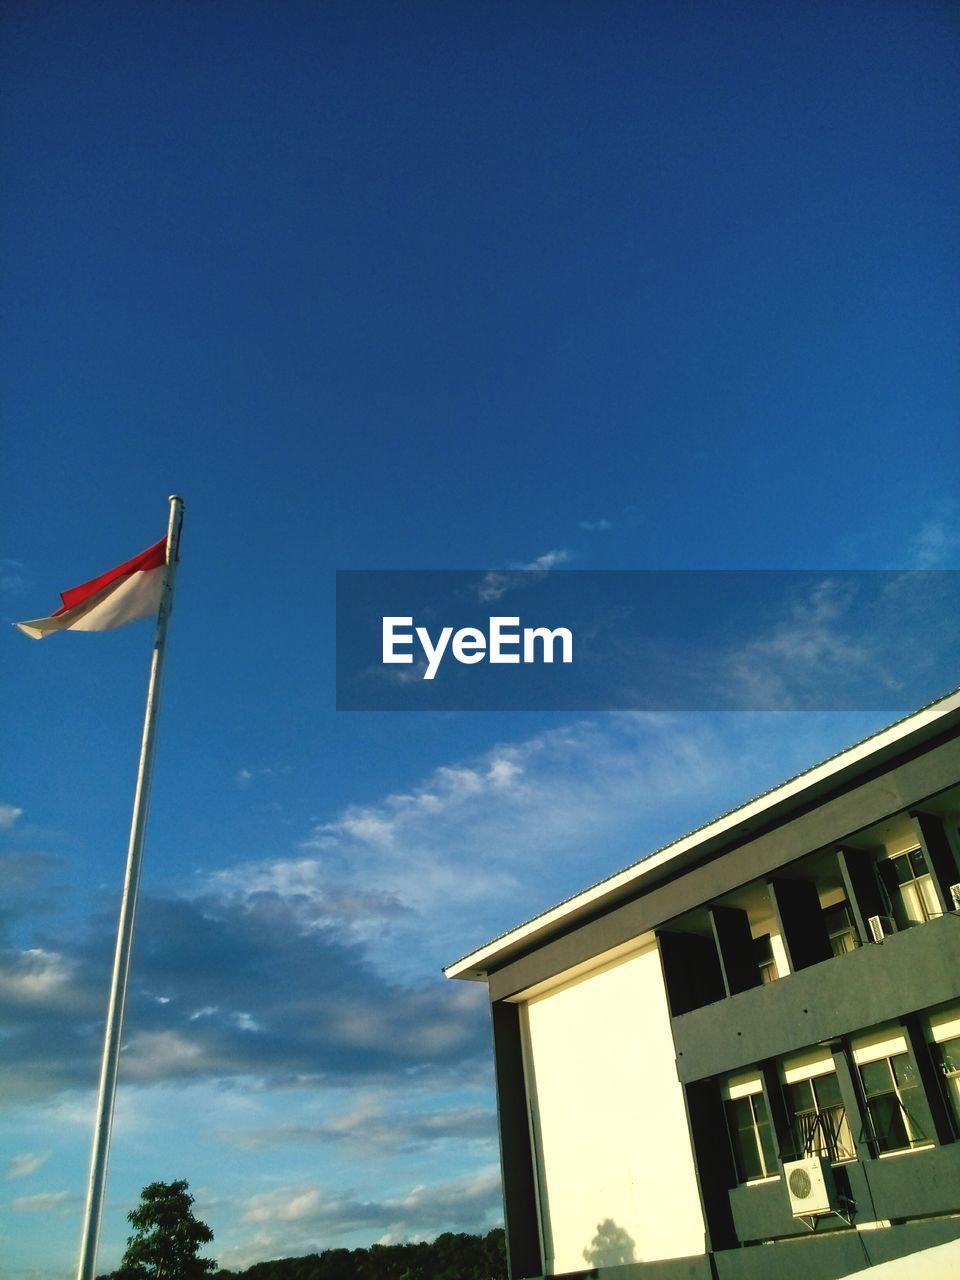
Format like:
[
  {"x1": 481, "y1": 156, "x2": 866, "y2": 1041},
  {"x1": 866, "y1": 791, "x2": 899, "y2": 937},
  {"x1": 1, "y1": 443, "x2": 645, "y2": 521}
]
[
  {"x1": 910, "y1": 513, "x2": 960, "y2": 568},
  {"x1": 478, "y1": 548, "x2": 570, "y2": 601},
  {"x1": 12, "y1": 1190, "x2": 76, "y2": 1213},
  {"x1": 336, "y1": 810, "x2": 398, "y2": 846},
  {"x1": 243, "y1": 1185, "x2": 325, "y2": 1224},
  {"x1": 202, "y1": 711, "x2": 863, "y2": 985},
  {"x1": 0, "y1": 802, "x2": 23, "y2": 829},
  {"x1": 724, "y1": 578, "x2": 878, "y2": 710},
  {"x1": 233, "y1": 1011, "x2": 262, "y2": 1032},
  {"x1": 235, "y1": 766, "x2": 285, "y2": 788},
  {"x1": 516, "y1": 549, "x2": 569, "y2": 572},
  {"x1": 239, "y1": 1166, "x2": 502, "y2": 1237},
  {"x1": 0, "y1": 949, "x2": 76, "y2": 1005},
  {"x1": 122, "y1": 1030, "x2": 214, "y2": 1079},
  {"x1": 7, "y1": 1152, "x2": 49, "y2": 1180},
  {"x1": 0, "y1": 558, "x2": 27, "y2": 596},
  {"x1": 719, "y1": 573, "x2": 952, "y2": 712},
  {"x1": 382, "y1": 658, "x2": 430, "y2": 685},
  {"x1": 220, "y1": 1099, "x2": 496, "y2": 1155},
  {"x1": 307, "y1": 753, "x2": 527, "y2": 854},
  {"x1": 384, "y1": 1166, "x2": 501, "y2": 1218},
  {"x1": 579, "y1": 518, "x2": 612, "y2": 532}
]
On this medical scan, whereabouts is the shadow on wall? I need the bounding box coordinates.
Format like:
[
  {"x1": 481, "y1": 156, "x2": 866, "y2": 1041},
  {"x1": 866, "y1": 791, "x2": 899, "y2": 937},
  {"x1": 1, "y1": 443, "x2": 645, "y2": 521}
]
[{"x1": 583, "y1": 1218, "x2": 638, "y2": 1268}]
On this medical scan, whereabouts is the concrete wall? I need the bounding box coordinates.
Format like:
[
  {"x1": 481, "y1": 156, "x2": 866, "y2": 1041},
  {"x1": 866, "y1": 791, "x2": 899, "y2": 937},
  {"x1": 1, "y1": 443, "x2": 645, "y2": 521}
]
[{"x1": 521, "y1": 943, "x2": 704, "y2": 1274}]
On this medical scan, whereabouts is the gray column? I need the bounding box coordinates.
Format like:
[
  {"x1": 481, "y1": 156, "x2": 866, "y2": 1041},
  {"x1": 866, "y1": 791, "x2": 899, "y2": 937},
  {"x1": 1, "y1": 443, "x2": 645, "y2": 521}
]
[
  {"x1": 902, "y1": 1014, "x2": 954, "y2": 1146},
  {"x1": 836, "y1": 846, "x2": 886, "y2": 945},
  {"x1": 710, "y1": 905, "x2": 762, "y2": 996},
  {"x1": 491, "y1": 1001, "x2": 543, "y2": 1280},
  {"x1": 657, "y1": 928, "x2": 726, "y2": 1016},
  {"x1": 768, "y1": 877, "x2": 832, "y2": 971},
  {"x1": 828, "y1": 1036, "x2": 873, "y2": 1164},
  {"x1": 911, "y1": 811, "x2": 960, "y2": 915}
]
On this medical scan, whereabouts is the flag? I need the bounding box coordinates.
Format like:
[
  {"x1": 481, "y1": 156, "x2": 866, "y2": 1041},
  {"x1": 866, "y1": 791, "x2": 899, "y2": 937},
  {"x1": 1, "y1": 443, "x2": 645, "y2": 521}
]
[{"x1": 16, "y1": 537, "x2": 168, "y2": 639}]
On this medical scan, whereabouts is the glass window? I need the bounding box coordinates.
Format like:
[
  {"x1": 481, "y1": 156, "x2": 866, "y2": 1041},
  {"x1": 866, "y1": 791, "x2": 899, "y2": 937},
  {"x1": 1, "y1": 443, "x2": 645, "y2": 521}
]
[
  {"x1": 889, "y1": 849, "x2": 940, "y2": 926},
  {"x1": 859, "y1": 1053, "x2": 926, "y2": 1153},
  {"x1": 935, "y1": 1036, "x2": 960, "y2": 1137},
  {"x1": 725, "y1": 1092, "x2": 778, "y2": 1182},
  {"x1": 753, "y1": 934, "x2": 778, "y2": 984},
  {"x1": 785, "y1": 1070, "x2": 854, "y2": 1162},
  {"x1": 822, "y1": 902, "x2": 859, "y2": 956}
]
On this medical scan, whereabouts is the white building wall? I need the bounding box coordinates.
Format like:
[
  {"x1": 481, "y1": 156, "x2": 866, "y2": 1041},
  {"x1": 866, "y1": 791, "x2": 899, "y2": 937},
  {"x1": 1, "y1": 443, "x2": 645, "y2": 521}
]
[{"x1": 521, "y1": 942, "x2": 705, "y2": 1275}]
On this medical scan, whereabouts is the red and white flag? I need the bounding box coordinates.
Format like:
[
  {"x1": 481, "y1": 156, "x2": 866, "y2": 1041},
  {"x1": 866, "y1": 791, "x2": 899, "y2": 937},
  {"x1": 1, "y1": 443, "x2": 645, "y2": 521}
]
[{"x1": 16, "y1": 537, "x2": 168, "y2": 639}]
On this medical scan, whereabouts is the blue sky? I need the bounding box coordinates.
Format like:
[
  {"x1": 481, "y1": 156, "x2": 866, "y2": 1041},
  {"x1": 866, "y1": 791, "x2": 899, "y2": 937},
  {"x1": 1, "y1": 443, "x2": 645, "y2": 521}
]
[{"x1": 1, "y1": 1, "x2": 958, "y2": 1275}]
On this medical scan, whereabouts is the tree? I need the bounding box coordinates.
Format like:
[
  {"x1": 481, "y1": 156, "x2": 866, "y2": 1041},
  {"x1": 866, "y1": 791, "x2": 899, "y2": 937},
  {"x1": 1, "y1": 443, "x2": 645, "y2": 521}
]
[{"x1": 119, "y1": 1179, "x2": 216, "y2": 1279}]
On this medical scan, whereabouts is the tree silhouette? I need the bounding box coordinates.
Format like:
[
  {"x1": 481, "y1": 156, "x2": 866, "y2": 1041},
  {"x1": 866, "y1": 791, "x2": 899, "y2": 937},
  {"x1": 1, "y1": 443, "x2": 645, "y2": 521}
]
[
  {"x1": 582, "y1": 1218, "x2": 637, "y2": 1267},
  {"x1": 119, "y1": 1179, "x2": 216, "y2": 1278}
]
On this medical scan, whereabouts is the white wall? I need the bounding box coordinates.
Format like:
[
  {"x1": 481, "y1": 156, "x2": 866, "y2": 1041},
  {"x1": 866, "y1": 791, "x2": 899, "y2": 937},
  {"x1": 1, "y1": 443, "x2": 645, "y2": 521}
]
[{"x1": 521, "y1": 942, "x2": 705, "y2": 1275}]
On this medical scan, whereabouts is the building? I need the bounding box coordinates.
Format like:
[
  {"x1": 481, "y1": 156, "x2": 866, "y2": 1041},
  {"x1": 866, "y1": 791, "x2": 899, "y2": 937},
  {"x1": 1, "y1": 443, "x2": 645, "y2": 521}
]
[{"x1": 444, "y1": 692, "x2": 960, "y2": 1280}]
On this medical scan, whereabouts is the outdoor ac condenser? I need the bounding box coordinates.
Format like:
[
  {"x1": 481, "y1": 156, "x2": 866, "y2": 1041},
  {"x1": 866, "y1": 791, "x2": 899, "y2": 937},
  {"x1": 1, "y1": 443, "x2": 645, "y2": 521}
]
[
  {"x1": 868, "y1": 914, "x2": 895, "y2": 942},
  {"x1": 784, "y1": 1156, "x2": 838, "y2": 1217}
]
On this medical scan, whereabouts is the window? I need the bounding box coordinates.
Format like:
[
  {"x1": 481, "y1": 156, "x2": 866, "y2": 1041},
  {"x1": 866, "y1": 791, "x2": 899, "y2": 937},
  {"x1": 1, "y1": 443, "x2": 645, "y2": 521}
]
[
  {"x1": 858, "y1": 1053, "x2": 926, "y2": 1153},
  {"x1": 935, "y1": 1037, "x2": 960, "y2": 1137},
  {"x1": 822, "y1": 902, "x2": 859, "y2": 956},
  {"x1": 888, "y1": 849, "x2": 940, "y2": 926},
  {"x1": 725, "y1": 1091, "x2": 778, "y2": 1182},
  {"x1": 784, "y1": 1071, "x2": 854, "y2": 1162},
  {"x1": 753, "y1": 934, "x2": 778, "y2": 984}
]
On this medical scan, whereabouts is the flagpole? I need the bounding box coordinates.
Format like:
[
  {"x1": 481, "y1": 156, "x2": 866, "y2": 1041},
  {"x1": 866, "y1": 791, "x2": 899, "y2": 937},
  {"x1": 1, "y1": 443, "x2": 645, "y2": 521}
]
[{"x1": 76, "y1": 495, "x2": 185, "y2": 1280}]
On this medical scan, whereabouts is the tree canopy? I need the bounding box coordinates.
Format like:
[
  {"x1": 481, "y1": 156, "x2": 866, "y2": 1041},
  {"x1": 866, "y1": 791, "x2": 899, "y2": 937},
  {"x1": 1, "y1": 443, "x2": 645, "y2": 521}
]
[
  {"x1": 209, "y1": 1229, "x2": 506, "y2": 1280},
  {"x1": 115, "y1": 1179, "x2": 216, "y2": 1279}
]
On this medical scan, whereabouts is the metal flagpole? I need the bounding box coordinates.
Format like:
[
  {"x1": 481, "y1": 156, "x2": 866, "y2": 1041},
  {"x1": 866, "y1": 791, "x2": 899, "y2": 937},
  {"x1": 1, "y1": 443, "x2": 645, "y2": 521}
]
[{"x1": 76, "y1": 495, "x2": 185, "y2": 1280}]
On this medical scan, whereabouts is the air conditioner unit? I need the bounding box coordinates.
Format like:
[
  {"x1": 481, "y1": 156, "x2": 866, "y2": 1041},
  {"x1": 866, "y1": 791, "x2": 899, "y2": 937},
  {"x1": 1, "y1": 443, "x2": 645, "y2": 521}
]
[
  {"x1": 950, "y1": 883, "x2": 960, "y2": 912},
  {"x1": 784, "y1": 1156, "x2": 838, "y2": 1218},
  {"x1": 868, "y1": 914, "x2": 895, "y2": 943}
]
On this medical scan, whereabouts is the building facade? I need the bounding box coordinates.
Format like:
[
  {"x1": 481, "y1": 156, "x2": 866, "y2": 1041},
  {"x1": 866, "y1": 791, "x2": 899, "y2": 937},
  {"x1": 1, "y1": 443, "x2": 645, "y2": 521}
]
[{"x1": 445, "y1": 693, "x2": 960, "y2": 1280}]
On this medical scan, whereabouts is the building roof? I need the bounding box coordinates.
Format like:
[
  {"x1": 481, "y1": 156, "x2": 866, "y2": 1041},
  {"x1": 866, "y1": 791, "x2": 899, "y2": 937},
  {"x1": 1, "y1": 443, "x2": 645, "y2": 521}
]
[{"x1": 444, "y1": 687, "x2": 960, "y2": 981}]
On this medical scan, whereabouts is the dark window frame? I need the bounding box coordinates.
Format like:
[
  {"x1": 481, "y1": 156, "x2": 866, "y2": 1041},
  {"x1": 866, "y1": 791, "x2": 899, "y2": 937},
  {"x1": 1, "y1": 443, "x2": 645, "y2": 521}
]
[
  {"x1": 724, "y1": 1089, "x2": 778, "y2": 1184},
  {"x1": 858, "y1": 1052, "x2": 927, "y2": 1155},
  {"x1": 784, "y1": 1070, "x2": 855, "y2": 1163}
]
